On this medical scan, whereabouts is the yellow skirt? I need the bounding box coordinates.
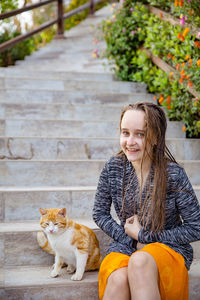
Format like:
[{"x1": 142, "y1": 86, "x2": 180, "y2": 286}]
[{"x1": 99, "y1": 243, "x2": 189, "y2": 300}]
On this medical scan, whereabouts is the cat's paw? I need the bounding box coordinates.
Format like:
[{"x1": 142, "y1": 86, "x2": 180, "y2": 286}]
[
  {"x1": 66, "y1": 265, "x2": 75, "y2": 274},
  {"x1": 50, "y1": 270, "x2": 59, "y2": 278},
  {"x1": 70, "y1": 273, "x2": 83, "y2": 281}
]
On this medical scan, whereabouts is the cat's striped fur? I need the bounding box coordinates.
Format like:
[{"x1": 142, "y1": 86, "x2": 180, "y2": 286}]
[{"x1": 37, "y1": 208, "x2": 102, "y2": 280}]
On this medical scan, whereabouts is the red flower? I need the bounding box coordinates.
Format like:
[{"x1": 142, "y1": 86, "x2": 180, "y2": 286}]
[
  {"x1": 167, "y1": 96, "x2": 171, "y2": 105},
  {"x1": 159, "y1": 95, "x2": 164, "y2": 104},
  {"x1": 180, "y1": 36, "x2": 185, "y2": 42},
  {"x1": 179, "y1": 1, "x2": 183, "y2": 7},
  {"x1": 180, "y1": 69, "x2": 185, "y2": 76},
  {"x1": 177, "y1": 33, "x2": 182, "y2": 39},
  {"x1": 188, "y1": 81, "x2": 193, "y2": 88},
  {"x1": 183, "y1": 28, "x2": 190, "y2": 38},
  {"x1": 182, "y1": 125, "x2": 187, "y2": 132},
  {"x1": 194, "y1": 41, "x2": 200, "y2": 48}
]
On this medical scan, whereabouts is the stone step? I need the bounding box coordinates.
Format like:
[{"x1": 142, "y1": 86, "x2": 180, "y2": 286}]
[
  {"x1": 1, "y1": 222, "x2": 200, "y2": 300},
  {"x1": 0, "y1": 103, "x2": 198, "y2": 144},
  {"x1": 1, "y1": 160, "x2": 199, "y2": 186},
  {"x1": 12, "y1": 45, "x2": 109, "y2": 72},
  {"x1": 0, "y1": 221, "x2": 199, "y2": 266},
  {"x1": 1, "y1": 261, "x2": 200, "y2": 300},
  {"x1": 0, "y1": 102, "x2": 132, "y2": 121},
  {"x1": 16, "y1": 37, "x2": 106, "y2": 62},
  {"x1": 0, "y1": 186, "x2": 97, "y2": 222},
  {"x1": 1, "y1": 266, "x2": 99, "y2": 300},
  {"x1": 0, "y1": 185, "x2": 199, "y2": 222},
  {"x1": 0, "y1": 77, "x2": 146, "y2": 94},
  {"x1": 0, "y1": 89, "x2": 155, "y2": 105},
  {"x1": 0, "y1": 137, "x2": 120, "y2": 160},
  {"x1": 0, "y1": 220, "x2": 111, "y2": 267},
  {"x1": 11, "y1": 49, "x2": 110, "y2": 74},
  {"x1": 0, "y1": 69, "x2": 116, "y2": 82},
  {"x1": 0, "y1": 103, "x2": 127, "y2": 121},
  {"x1": 0, "y1": 160, "x2": 104, "y2": 187},
  {"x1": 20, "y1": 48, "x2": 106, "y2": 61},
  {"x1": 14, "y1": 56, "x2": 112, "y2": 73},
  {"x1": 0, "y1": 137, "x2": 199, "y2": 161},
  {"x1": 0, "y1": 119, "x2": 185, "y2": 138}
]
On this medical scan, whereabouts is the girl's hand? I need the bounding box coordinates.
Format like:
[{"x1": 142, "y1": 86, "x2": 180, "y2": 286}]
[{"x1": 124, "y1": 215, "x2": 142, "y2": 241}]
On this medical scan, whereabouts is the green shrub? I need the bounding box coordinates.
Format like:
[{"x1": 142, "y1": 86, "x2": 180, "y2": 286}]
[
  {"x1": 0, "y1": 0, "x2": 18, "y2": 13},
  {"x1": 101, "y1": 0, "x2": 200, "y2": 137},
  {"x1": 65, "y1": 0, "x2": 108, "y2": 30},
  {"x1": 101, "y1": 1, "x2": 149, "y2": 80},
  {"x1": 0, "y1": 31, "x2": 37, "y2": 67}
]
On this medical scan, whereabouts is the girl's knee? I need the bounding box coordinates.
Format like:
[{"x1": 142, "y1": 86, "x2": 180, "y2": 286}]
[
  {"x1": 107, "y1": 267, "x2": 128, "y2": 289},
  {"x1": 128, "y1": 252, "x2": 160, "y2": 296},
  {"x1": 128, "y1": 251, "x2": 157, "y2": 273},
  {"x1": 104, "y1": 268, "x2": 130, "y2": 299}
]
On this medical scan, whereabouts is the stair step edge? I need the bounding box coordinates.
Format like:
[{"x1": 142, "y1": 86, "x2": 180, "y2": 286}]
[
  {"x1": 0, "y1": 186, "x2": 97, "y2": 192},
  {"x1": 1, "y1": 258, "x2": 200, "y2": 289}
]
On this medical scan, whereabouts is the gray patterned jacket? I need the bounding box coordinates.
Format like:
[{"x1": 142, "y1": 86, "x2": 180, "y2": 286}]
[{"x1": 93, "y1": 155, "x2": 200, "y2": 270}]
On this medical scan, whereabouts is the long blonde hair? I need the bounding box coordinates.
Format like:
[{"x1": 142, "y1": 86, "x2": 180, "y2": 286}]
[{"x1": 118, "y1": 102, "x2": 177, "y2": 233}]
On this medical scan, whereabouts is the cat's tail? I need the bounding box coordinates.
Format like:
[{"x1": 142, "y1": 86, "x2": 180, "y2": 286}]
[{"x1": 37, "y1": 231, "x2": 55, "y2": 255}]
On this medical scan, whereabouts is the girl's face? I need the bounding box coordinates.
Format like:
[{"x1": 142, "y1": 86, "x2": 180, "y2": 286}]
[{"x1": 120, "y1": 109, "x2": 148, "y2": 165}]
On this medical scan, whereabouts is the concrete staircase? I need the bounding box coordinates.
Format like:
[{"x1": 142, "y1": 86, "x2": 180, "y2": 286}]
[{"x1": 0, "y1": 5, "x2": 200, "y2": 299}]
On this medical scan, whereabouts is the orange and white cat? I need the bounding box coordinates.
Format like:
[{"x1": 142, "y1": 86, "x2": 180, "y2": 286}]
[{"x1": 37, "y1": 208, "x2": 102, "y2": 281}]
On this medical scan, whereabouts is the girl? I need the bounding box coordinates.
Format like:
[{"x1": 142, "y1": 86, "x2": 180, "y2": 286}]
[{"x1": 93, "y1": 102, "x2": 200, "y2": 300}]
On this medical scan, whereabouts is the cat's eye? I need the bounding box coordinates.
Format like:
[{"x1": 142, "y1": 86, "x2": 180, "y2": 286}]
[
  {"x1": 54, "y1": 222, "x2": 58, "y2": 225},
  {"x1": 45, "y1": 222, "x2": 49, "y2": 225}
]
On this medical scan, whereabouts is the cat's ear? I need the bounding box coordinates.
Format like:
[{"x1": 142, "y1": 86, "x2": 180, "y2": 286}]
[
  {"x1": 40, "y1": 208, "x2": 47, "y2": 215},
  {"x1": 58, "y1": 208, "x2": 66, "y2": 217}
]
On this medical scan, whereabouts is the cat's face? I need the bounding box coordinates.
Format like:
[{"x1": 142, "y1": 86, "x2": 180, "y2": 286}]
[{"x1": 39, "y1": 208, "x2": 67, "y2": 235}]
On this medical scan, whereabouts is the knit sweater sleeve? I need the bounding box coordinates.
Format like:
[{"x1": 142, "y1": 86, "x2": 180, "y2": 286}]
[
  {"x1": 93, "y1": 160, "x2": 135, "y2": 248},
  {"x1": 138, "y1": 166, "x2": 200, "y2": 245}
]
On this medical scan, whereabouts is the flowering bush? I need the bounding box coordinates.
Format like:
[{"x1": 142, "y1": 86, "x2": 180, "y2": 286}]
[
  {"x1": 171, "y1": 0, "x2": 200, "y2": 28},
  {"x1": 146, "y1": 0, "x2": 200, "y2": 27},
  {"x1": 102, "y1": 0, "x2": 200, "y2": 137},
  {"x1": 101, "y1": 2, "x2": 149, "y2": 80},
  {"x1": 143, "y1": 13, "x2": 200, "y2": 93}
]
